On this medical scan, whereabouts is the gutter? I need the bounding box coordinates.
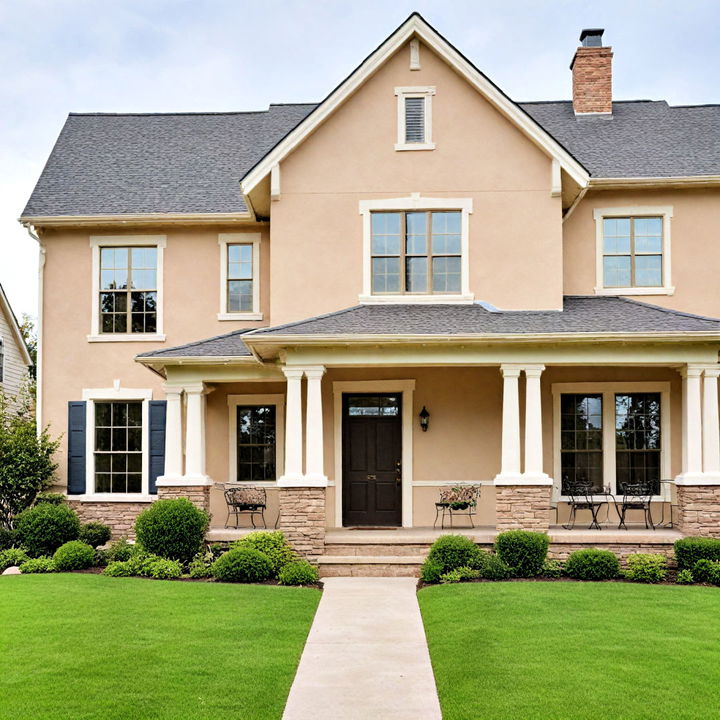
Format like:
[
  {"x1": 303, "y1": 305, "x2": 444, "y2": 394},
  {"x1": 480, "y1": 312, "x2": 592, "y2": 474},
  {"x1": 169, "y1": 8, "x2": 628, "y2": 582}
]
[
  {"x1": 588, "y1": 175, "x2": 720, "y2": 190},
  {"x1": 21, "y1": 223, "x2": 43, "y2": 433},
  {"x1": 19, "y1": 211, "x2": 258, "y2": 227}
]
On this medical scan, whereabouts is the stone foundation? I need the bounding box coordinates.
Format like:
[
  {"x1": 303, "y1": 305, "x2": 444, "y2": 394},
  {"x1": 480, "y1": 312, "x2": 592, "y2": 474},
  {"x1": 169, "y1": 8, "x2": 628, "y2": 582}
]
[
  {"x1": 69, "y1": 501, "x2": 149, "y2": 540},
  {"x1": 157, "y1": 485, "x2": 211, "y2": 512},
  {"x1": 547, "y1": 542, "x2": 676, "y2": 566},
  {"x1": 676, "y1": 485, "x2": 720, "y2": 537},
  {"x1": 278, "y1": 487, "x2": 326, "y2": 561},
  {"x1": 495, "y1": 485, "x2": 552, "y2": 531}
]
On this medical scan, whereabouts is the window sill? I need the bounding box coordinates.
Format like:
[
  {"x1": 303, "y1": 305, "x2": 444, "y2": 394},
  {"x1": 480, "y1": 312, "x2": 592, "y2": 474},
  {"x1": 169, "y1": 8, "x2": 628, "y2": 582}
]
[
  {"x1": 223, "y1": 481, "x2": 278, "y2": 488},
  {"x1": 594, "y1": 287, "x2": 675, "y2": 297},
  {"x1": 394, "y1": 142, "x2": 435, "y2": 151},
  {"x1": 87, "y1": 334, "x2": 166, "y2": 343},
  {"x1": 69, "y1": 494, "x2": 155, "y2": 503},
  {"x1": 359, "y1": 293, "x2": 474, "y2": 305},
  {"x1": 217, "y1": 312, "x2": 263, "y2": 321}
]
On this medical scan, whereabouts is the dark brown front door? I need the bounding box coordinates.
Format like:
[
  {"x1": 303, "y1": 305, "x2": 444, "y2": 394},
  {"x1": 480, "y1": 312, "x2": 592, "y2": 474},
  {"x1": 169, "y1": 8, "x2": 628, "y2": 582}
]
[{"x1": 342, "y1": 393, "x2": 402, "y2": 526}]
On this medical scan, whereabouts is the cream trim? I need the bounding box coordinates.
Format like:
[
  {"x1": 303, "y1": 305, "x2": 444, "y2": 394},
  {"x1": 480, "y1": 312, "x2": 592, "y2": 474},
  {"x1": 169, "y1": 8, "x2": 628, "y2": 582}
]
[
  {"x1": 217, "y1": 233, "x2": 262, "y2": 320},
  {"x1": 239, "y1": 14, "x2": 589, "y2": 194},
  {"x1": 89, "y1": 235, "x2": 166, "y2": 341},
  {"x1": 227, "y1": 393, "x2": 285, "y2": 484},
  {"x1": 412, "y1": 480, "x2": 493, "y2": 486},
  {"x1": 409, "y1": 38, "x2": 421, "y2": 70},
  {"x1": 589, "y1": 175, "x2": 720, "y2": 190},
  {"x1": 21, "y1": 212, "x2": 254, "y2": 227},
  {"x1": 332, "y1": 379, "x2": 416, "y2": 528},
  {"x1": 551, "y1": 381, "x2": 671, "y2": 502},
  {"x1": 394, "y1": 86, "x2": 435, "y2": 151},
  {"x1": 359, "y1": 194, "x2": 473, "y2": 301},
  {"x1": 593, "y1": 206, "x2": 674, "y2": 295},
  {"x1": 71, "y1": 494, "x2": 155, "y2": 503},
  {"x1": 82, "y1": 386, "x2": 154, "y2": 498},
  {"x1": 551, "y1": 160, "x2": 562, "y2": 198}
]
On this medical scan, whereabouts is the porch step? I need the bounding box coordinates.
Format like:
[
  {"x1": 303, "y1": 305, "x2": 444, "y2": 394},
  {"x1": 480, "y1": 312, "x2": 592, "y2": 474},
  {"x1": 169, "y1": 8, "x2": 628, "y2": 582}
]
[
  {"x1": 323, "y1": 543, "x2": 432, "y2": 557},
  {"x1": 317, "y1": 554, "x2": 426, "y2": 578}
]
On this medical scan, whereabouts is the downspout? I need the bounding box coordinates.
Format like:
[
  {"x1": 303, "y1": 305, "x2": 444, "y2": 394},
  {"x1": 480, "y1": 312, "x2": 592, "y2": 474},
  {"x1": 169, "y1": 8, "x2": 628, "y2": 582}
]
[{"x1": 22, "y1": 223, "x2": 44, "y2": 435}]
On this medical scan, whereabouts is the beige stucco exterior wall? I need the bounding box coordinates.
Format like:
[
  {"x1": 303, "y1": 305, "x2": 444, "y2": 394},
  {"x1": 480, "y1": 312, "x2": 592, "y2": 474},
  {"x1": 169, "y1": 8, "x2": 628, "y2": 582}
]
[
  {"x1": 0, "y1": 303, "x2": 28, "y2": 402},
  {"x1": 270, "y1": 39, "x2": 564, "y2": 323},
  {"x1": 40, "y1": 223, "x2": 269, "y2": 487},
  {"x1": 564, "y1": 188, "x2": 720, "y2": 317}
]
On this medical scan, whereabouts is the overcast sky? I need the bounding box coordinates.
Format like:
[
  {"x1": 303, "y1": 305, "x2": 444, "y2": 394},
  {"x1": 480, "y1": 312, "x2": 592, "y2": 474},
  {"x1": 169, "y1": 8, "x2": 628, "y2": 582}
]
[{"x1": 2, "y1": 0, "x2": 719, "y2": 320}]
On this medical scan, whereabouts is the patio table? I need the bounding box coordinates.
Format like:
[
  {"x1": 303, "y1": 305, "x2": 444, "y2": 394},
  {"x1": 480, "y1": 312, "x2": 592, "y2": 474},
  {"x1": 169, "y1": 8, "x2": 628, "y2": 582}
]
[{"x1": 562, "y1": 483, "x2": 615, "y2": 530}]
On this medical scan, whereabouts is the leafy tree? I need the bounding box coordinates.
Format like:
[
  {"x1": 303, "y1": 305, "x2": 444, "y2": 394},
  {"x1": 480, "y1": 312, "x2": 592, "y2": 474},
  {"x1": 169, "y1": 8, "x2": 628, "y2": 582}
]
[
  {"x1": 0, "y1": 389, "x2": 59, "y2": 530},
  {"x1": 19, "y1": 313, "x2": 37, "y2": 386}
]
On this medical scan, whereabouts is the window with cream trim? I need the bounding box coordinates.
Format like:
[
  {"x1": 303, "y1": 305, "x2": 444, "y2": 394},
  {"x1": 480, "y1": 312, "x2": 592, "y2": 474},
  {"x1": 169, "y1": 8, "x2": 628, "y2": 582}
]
[
  {"x1": 218, "y1": 233, "x2": 262, "y2": 320},
  {"x1": 394, "y1": 86, "x2": 435, "y2": 151}
]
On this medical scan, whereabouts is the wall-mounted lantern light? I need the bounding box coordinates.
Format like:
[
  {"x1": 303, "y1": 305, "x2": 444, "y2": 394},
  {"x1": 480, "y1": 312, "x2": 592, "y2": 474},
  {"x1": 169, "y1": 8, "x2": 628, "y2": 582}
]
[{"x1": 419, "y1": 406, "x2": 430, "y2": 432}]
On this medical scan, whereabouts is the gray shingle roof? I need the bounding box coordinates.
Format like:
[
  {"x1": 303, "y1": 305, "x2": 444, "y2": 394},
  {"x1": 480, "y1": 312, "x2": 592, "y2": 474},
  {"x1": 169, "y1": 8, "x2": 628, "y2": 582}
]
[
  {"x1": 22, "y1": 104, "x2": 316, "y2": 216},
  {"x1": 137, "y1": 296, "x2": 720, "y2": 361}
]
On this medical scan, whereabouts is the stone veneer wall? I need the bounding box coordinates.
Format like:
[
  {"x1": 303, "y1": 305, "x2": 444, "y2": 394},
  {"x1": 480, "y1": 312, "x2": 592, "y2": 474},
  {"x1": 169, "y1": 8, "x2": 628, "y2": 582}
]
[
  {"x1": 676, "y1": 486, "x2": 720, "y2": 537},
  {"x1": 278, "y1": 487, "x2": 326, "y2": 561},
  {"x1": 546, "y1": 542, "x2": 676, "y2": 566},
  {"x1": 69, "y1": 501, "x2": 148, "y2": 540},
  {"x1": 495, "y1": 486, "x2": 551, "y2": 531},
  {"x1": 157, "y1": 485, "x2": 210, "y2": 511}
]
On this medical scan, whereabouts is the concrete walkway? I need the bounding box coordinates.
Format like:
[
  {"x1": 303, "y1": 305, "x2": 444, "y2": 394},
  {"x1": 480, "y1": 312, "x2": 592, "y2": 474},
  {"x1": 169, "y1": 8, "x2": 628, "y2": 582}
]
[{"x1": 282, "y1": 577, "x2": 442, "y2": 720}]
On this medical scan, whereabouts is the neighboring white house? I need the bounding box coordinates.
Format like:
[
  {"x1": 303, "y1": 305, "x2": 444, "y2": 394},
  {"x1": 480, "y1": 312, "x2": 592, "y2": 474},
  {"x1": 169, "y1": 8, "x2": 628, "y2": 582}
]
[{"x1": 0, "y1": 284, "x2": 32, "y2": 404}]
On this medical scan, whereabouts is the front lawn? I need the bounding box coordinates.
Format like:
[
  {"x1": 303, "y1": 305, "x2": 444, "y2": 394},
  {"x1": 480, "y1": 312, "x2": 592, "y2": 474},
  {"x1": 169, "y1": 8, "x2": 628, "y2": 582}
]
[
  {"x1": 419, "y1": 582, "x2": 720, "y2": 720},
  {"x1": 0, "y1": 574, "x2": 320, "y2": 720}
]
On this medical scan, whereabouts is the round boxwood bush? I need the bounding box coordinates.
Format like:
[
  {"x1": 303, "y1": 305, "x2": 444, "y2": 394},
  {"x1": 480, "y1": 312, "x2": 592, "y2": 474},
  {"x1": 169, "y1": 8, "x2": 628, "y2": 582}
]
[
  {"x1": 53, "y1": 540, "x2": 96, "y2": 571},
  {"x1": 15, "y1": 503, "x2": 81, "y2": 557},
  {"x1": 623, "y1": 553, "x2": 667, "y2": 583},
  {"x1": 494, "y1": 530, "x2": 549, "y2": 577},
  {"x1": 278, "y1": 560, "x2": 319, "y2": 586},
  {"x1": 211, "y1": 547, "x2": 272, "y2": 583},
  {"x1": 674, "y1": 537, "x2": 720, "y2": 571},
  {"x1": 564, "y1": 549, "x2": 620, "y2": 581},
  {"x1": 426, "y1": 535, "x2": 485, "y2": 574},
  {"x1": 692, "y1": 558, "x2": 720, "y2": 585},
  {"x1": 78, "y1": 522, "x2": 112, "y2": 549},
  {"x1": 233, "y1": 531, "x2": 296, "y2": 576},
  {"x1": 19, "y1": 557, "x2": 56, "y2": 574},
  {"x1": 480, "y1": 554, "x2": 512, "y2": 580},
  {"x1": 134, "y1": 498, "x2": 209, "y2": 563}
]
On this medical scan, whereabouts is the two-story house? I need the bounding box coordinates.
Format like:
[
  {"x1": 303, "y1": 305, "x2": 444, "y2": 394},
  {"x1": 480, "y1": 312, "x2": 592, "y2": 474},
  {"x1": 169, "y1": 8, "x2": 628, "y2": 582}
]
[{"x1": 20, "y1": 14, "x2": 720, "y2": 571}]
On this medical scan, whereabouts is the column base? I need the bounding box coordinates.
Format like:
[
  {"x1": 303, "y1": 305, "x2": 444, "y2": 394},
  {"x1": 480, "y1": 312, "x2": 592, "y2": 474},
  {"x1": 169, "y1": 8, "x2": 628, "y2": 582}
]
[
  {"x1": 675, "y1": 483, "x2": 720, "y2": 537},
  {"x1": 278, "y1": 486, "x2": 326, "y2": 560},
  {"x1": 495, "y1": 484, "x2": 552, "y2": 532},
  {"x1": 278, "y1": 474, "x2": 328, "y2": 488},
  {"x1": 675, "y1": 472, "x2": 720, "y2": 486},
  {"x1": 156, "y1": 484, "x2": 211, "y2": 512}
]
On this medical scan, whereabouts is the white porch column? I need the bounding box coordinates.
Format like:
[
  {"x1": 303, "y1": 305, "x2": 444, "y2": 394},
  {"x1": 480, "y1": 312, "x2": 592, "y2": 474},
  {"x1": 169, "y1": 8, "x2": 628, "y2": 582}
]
[
  {"x1": 158, "y1": 385, "x2": 183, "y2": 481},
  {"x1": 523, "y1": 365, "x2": 550, "y2": 483},
  {"x1": 702, "y1": 366, "x2": 720, "y2": 478},
  {"x1": 279, "y1": 368, "x2": 305, "y2": 485},
  {"x1": 678, "y1": 365, "x2": 704, "y2": 482},
  {"x1": 494, "y1": 364, "x2": 522, "y2": 483},
  {"x1": 304, "y1": 366, "x2": 327, "y2": 485},
  {"x1": 184, "y1": 383, "x2": 210, "y2": 483}
]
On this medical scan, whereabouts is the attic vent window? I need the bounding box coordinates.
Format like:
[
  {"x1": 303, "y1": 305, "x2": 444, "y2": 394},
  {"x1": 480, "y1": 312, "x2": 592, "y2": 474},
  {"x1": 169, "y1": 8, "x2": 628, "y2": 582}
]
[{"x1": 395, "y1": 86, "x2": 435, "y2": 151}]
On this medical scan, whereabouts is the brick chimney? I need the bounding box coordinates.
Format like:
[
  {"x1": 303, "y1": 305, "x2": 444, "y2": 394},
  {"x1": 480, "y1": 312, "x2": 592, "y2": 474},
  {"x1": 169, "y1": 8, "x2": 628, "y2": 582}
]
[{"x1": 570, "y1": 29, "x2": 613, "y2": 115}]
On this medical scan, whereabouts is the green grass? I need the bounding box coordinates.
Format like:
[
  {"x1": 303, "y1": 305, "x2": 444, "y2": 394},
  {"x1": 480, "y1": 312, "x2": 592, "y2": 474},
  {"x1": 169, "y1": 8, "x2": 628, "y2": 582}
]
[
  {"x1": 419, "y1": 582, "x2": 720, "y2": 720},
  {"x1": 0, "y1": 574, "x2": 320, "y2": 720}
]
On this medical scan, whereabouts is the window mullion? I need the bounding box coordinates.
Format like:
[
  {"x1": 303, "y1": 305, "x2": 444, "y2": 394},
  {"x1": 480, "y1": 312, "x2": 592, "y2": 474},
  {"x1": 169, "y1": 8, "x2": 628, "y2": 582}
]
[
  {"x1": 401, "y1": 212, "x2": 407, "y2": 294},
  {"x1": 426, "y1": 211, "x2": 432, "y2": 294}
]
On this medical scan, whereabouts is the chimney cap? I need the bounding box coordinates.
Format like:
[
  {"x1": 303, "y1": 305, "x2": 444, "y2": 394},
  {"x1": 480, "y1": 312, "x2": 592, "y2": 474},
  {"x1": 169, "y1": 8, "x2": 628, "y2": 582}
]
[{"x1": 579, "y1": 28, "x2": 605, "y2": 47}]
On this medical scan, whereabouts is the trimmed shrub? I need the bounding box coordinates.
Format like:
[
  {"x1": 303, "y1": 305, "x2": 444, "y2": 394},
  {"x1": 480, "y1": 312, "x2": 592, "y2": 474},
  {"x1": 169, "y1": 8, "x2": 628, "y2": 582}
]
[
  {"x1": 233, "y1": 531, "x2": 296, "y2": 575},
  {"x1": 104, "y1": 539, "x2": 136, "y2": 563},
  {"x1": 674, "y1": 537, "x2": 720, "y2": 571},
  {"x1": 494, "y1": 530, "x2": 549, "y2": 577},
  {"x1": 440, "y1": 566, "x2": 481, "y2": 584},
  {"x1": 564, "y1": 549, "x2": 620, "y2": 581},
  {"x1": 53, "y1": 541, "x2": 96, "y2": 571},
  {"x1": 15, "y1": 503, "x2": 80, "y2": 557},
  {"x1": 0, "y1": 547, "x2": 29, "y2": 572},
  {"x1": 420, "y1": 558, "x2": 444, "y2": 584},
  {"x1": 676, "y1": 569, "x2": 694, "y2": 585},
  {"x1": 278, "y1": 560, "x2": 320, "y2": 586},
  {"x1": 103, "y1": 561, "x2": 133, "y2": 577},
  {"x1": 426, "y1": 535, "x2": 485, "y2": 574},
  {"x1": 188, "y1": 551, "x2": 215, "y2": 579},
  {"x1": 541, "y1": 559, "x2": 564, "y2": 578},
  {"x1": 480, "y1": 554, "x2": 512, "y2": 580},
  {"x1": 134, "y1": 498, "x2": 209, "y2": 563},
  {"x1": 144, "y1": 558, "x2": 182, "y2": 580},
  {"x1": 78, "y1": 522, "x2": 112, "y2": 549},
  {"x1": 211, "y1": 548, "x2": 272, "y2": 583},
  {"x1": 623, "y1": 553, "x2": 667, "y2": 583},
  {"x1": 692, "y1": 559, "x2": 720, "y2": 585},
  {"x1": 19, "y1": 556, "x2": 56, "y2": 574},
  {"x1": 35, "y1": 492, "x2": 66, "y2": 505},
  {"x1": 0, "y1": 528, "x2": 18, "y2": 550}
]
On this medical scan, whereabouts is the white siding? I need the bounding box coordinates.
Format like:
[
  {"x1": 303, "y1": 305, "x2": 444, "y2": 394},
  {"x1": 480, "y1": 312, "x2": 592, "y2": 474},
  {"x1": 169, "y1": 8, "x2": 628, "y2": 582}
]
[{"x1": 0, "y1": 306, "x2": 29, "y2": 403}]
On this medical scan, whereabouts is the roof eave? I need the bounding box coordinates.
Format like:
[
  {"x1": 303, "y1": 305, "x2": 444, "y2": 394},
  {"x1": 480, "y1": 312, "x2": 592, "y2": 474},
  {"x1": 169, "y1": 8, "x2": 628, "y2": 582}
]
[
  {"x1": 19, "y1": 211, "x2": 257, "y2": 228},
  {"x1": 589, "y1": 175, "x2": 720, "y2": 190}
]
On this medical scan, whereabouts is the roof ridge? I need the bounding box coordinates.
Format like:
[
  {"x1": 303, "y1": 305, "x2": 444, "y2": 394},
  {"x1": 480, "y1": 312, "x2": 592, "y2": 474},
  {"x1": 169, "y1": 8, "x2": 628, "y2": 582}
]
[{"x1": 68, "y1": 110, "x2": 277, "y2": 118}]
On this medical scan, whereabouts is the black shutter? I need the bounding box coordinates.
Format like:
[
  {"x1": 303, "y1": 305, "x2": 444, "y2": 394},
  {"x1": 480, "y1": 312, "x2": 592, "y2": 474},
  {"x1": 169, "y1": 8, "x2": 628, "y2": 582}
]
[
  {"x1": 67, "y1": 401, "x2": 87, "y2": 495},
  {"x1": 148, "y1": 400, "x2": 167, "y2": 495}
]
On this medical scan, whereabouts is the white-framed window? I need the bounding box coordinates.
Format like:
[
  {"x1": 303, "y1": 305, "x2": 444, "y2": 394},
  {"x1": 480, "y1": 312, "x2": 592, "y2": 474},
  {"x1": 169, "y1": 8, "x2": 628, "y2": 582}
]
[
  {"x1": 394, "y1": 86, "x2": 435, "y2": 151},
  {"x1": 218, "y1": 233, "x2": 262, "y2": 321},
  {"x1": 88, "y1": 235, "x2": 166, "y2": 342},
  {"x1": 593, "y1": 207, "x2": 674, "y2": 296},
  {"x1": 81, "y1": 387, "x2": 154, "y2": 501},
  {"x1": 227, "y1": 394, "x2": 285, "y2": 485},
  {"x1": 359, "y1": 194, "x2": 473, "y2": 303},
  {"x1": 552, "y1": 382, "x2": 671, "y2": 501}
]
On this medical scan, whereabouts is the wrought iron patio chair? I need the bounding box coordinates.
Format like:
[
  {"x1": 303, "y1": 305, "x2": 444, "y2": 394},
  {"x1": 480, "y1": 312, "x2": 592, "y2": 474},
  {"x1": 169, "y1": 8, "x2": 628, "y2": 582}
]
[
  {"x1": 433, "y1": 485, "x2": 481, "y2": 529},
  {"x1": 562, "y1": 480, "x2": 611, "y2": 530},
  {"x1": 617, "y1": 481, "x2": 655, "y2": 530},
  {"x1": 223, "y1": 485, "x2": 268, "y2": 529}
]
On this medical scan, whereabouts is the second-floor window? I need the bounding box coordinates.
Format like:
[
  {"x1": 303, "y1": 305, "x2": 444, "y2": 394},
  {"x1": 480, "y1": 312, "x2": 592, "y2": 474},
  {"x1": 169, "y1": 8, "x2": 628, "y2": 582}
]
[
  {"x1": 371, "y1": 211, "x2": 461, "y2": 294},
  {"x1": 100, "y1": 247, "x2": 157, "y2": 333},
  {"x1": 227, "y1": 244, "x2": 253, "y2": 312},
  {"x1": 602, "y1": 216, "x2": 663, "y2": 288}
]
